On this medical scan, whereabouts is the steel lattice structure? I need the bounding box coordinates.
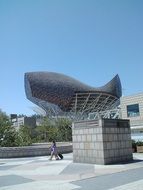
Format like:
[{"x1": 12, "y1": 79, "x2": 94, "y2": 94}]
[{"x1": 24, "y1": 72, "x2": 122, "y2": 120}]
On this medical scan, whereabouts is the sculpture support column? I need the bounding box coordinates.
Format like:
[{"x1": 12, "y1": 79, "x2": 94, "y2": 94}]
[{"x1": 72, "y1": 119, "x2": 133, "y2": 165}]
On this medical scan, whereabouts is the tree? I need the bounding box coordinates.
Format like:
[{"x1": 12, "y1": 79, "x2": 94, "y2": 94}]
[
  {"x1": 0, "y1": 110, "x2": 18, "y2": 147},
  {"x1": 0, "y1": 110, "x2": 33, "y2": 147},
  {"x1": 33, "y1": 117, "x2": 72, "y2": 143},
  {"x1": 35, "y1": 117, "x2": 57, "y2": 142},
  {"x1": 56, "y1": 118, "x2": 72, "y2": 141},
  {"x1": 16, "y1": 125, "x2": 32, "y2": 146}
]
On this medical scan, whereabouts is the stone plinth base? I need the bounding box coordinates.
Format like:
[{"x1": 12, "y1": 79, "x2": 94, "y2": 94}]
[{"x1": 72, "y1": 119, "x2": 133, "y2": 165}]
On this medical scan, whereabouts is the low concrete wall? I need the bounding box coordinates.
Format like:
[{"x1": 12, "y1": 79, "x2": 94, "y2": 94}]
[{"x1": 0, "y1": 143, "x2": 72, "y2": 158}]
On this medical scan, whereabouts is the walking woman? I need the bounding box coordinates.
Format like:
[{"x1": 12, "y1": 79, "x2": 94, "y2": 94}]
[{"x1": 49, "y1": 140, "x2": 59, "y2": 160}]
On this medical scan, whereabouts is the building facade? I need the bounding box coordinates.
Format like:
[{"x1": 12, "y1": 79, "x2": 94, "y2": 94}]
[
  {"x1": 11, "y1": 116, "x2": 36, "y2": 130},
  {"x1": 120, "y1": 93, "x2": 143, "y2": 140}
]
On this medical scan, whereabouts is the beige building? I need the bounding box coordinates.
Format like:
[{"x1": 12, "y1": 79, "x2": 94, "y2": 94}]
[
  {"x1": 11, "y1": 116, "x2": 36, "y2": 130},
  {"x1": 120, "y1": 93, "x2": 143, "y2": 140}
]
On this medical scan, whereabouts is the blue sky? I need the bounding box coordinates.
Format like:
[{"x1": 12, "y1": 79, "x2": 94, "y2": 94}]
[{"x1": 0, "y1": 0, "x2": 143, "y2": 115}]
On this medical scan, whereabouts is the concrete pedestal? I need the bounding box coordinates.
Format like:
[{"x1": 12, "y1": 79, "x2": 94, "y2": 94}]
[{"x1": 72, "y1": 119, "x2": 133, "y2": 165}]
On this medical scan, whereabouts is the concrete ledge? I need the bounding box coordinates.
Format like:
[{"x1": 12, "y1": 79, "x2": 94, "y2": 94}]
[{"x1": 0, "y1": 143, "x2": 73, "y2": 158}]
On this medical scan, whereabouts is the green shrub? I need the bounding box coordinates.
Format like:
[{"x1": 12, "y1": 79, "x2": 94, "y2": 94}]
[
  {"x1": 132, "y1": 140, "x2": 143, "y2": 152},
  {"x1": 136, "y1": 141, "x2": 143, "y2": 146},
  {"x1": 132, "y1": 140, "x2": 136, "y2": 148}
]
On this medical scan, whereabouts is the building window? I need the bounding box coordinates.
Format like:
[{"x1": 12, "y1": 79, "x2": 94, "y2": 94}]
[{"x1": 127, "y1": 104, "x2": 140, "y2": 117}]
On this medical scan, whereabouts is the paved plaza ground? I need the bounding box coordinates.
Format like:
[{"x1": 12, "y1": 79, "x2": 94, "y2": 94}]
[{"x1": 0, "y1": 153, "x2": 143, "y2": 190}]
